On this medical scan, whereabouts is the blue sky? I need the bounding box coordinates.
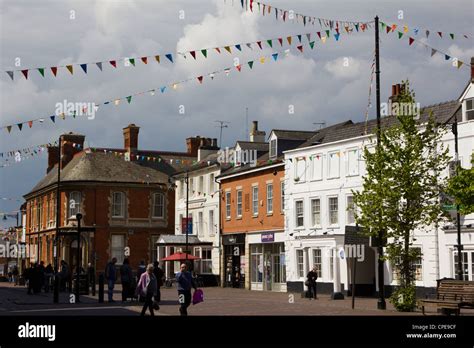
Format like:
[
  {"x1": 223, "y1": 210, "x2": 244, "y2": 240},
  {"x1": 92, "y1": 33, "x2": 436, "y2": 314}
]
[{"x1": 1, "y1": 0, "x2": 473, "y2": 228}]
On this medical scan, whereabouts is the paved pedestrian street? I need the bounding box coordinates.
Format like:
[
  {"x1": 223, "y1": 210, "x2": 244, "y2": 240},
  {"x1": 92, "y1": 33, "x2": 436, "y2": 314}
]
[{"x1": 1, "y1": 282, "x2": 473, "y2": 316}]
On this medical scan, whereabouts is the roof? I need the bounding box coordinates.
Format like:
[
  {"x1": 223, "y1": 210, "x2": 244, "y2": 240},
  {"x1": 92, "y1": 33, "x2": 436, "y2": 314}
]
[
  {"x1": 236, "y1": 141, "x2": 269, "y2": 152},
  {"x1": 271, "y1": 129, "x2": 317, "y2": 141},
  {"x1": 297, "y1": 100, "x2": 461, "y2": 149},
  {"x1": 155, "y1": 234, "x2": 211, "y2": 245},
  {"x1": 25, "y1": 151, "x2": 169, "y2": 197}
]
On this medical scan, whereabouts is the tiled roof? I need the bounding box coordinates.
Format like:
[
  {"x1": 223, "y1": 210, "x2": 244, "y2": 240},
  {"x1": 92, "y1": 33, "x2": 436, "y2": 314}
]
[
  {"x1": 272, "y1": 129, "x2": 317, "y2": 140},
  {"x1": 25, "y1": 151, "x2": 169, "y2": 197},
  {"x1": 236, "y1": 141, "x2": 269, "y2": 152}
]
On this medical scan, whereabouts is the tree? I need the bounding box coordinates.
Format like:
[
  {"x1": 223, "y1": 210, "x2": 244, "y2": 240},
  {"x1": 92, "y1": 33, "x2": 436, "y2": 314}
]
[
  {"x1": 446, "y1": 154, "x2": 474, "y2": 215},
  {"x1": 352, "y1": 81, "x2": 450, "y2": 311}
]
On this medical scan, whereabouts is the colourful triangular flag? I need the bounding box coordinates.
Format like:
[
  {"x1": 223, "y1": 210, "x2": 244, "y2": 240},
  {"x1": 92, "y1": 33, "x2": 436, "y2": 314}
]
[
  {"x1": 166, "y1": 54, "x2": 173, "y2": 63},
  {"x1": 309, "y1": 41, "x2": 315, "y2": 49},
  {"x1": 38, "y1": 68, "x2": 45, "y2": 77},
  {"x1": 398, "y1": 31, "x2": 403, "y2": 39},
  {"x1": 224, "y1": 46, "x2": 232, "y2": 53},
  {"x1": 155, "y1": 55, "x2": 160, "y2": 63},
  {"x1": 6, "y1": 126, "x2": 12, "y2": 133},
  {"x1": 259, "y1": 57, "x2": 265, "y2": 64},
  {"x1": 110, "y1": 60, "x2": 117, "y2": 68},
  {"x1": 66, "y1": 65, "x2": 73, "y2": 74},
  {"x1": 437, "y1": 32, "x2": 442, "y2": 38},
  {"x1": 235, "y1": 44, "x2": 242, "y2": 51},
  {"x1": 257, "y1": 41, "x2": 262, "y2": 49},
  {"x1": 201, "y1": 49, "x2": 207, "y2": 58},
  {"x1": 297, "y1": 45, "x2": 303, "y2": 53},
  {"x1": 6, "y1": 71, "x2": 14, "y2": 80},
  {"x1": 267, "y1": 39, "x2": 273, "y2": 48},
  {"x1": 80, "y1": 64, "x2": 87, "y2": 74},
  {"x1": 160, "y1": 86, "x2": 166, "y2": 93},
  {"x1": 96, "y1": 62, "x2": 103, "y2": 71},
  {"x1": 17, "y1": 123, "x2": 23, "y2": 131},
  {"x1": 126, "y1": 96, "x2": 132, "y2": 104},
  {"x1": 431, "y1": 48, "x2": 437, "y2": 57},
  {"x1": 287, "y1": 36, "x2": 292, "y2": 45},
  {"x1": 197, "y1": 76, "x2": 203, "y2": 84},
  {"x1": 236, "y1": 65, "x2": 241, "y2": 72},
  {"x1": 50, "y1": 116, "x2": 55, "y2": 123},
  {"x1": 278, "y1": 38, "x2": 283, "y2": 46},
  {"x1": 272, "y1": 53, "x2": 278, "y2": 61},
  {"x1": 306, "y1": 33, "x2": 311, "y2": 42},
  {"x1": 409, "y1": 37, "x2": 415, "y2": 45},
  {"x1": 298, "y1": 34, "x2": 302, "y2": 42},
  {"x1": 449, "y1": 33, "x2": 454, "y2": 40},
  {"x1": 457, "y1": 60, "x2": 463, "y2": 69},
  {"x1": 445, "y1": 54, "x2": 450, "y2": 60},
  {"x1": 248, "y1": 61, "x2": 254, "y2": 69},
  {"x1": 129, "y1": 58, "x2": 135, "y2": 66},
  {"x1": 215, "y1": 47, "x2": 221, "y2": 54},
  {"x1": 21, "y1": 70, "x2": 28, "y2": 79},
  {"x1": 334, "y1": 33, "x2": 340, "y2": 41},
  {"x1": 28, "y1": 121, "x2": 33, "y2": 128}
]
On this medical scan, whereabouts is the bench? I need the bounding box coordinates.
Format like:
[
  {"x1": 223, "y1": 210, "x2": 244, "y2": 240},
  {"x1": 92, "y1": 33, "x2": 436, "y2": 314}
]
[{"x1": 418, "y1": 280, "x2": 474, "y2": 315}]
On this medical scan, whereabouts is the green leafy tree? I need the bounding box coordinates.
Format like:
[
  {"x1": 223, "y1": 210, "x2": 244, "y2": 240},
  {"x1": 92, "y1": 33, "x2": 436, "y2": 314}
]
[
  {"x1": 352, "y1": 81, "x2": 450, "y2": 310},
  {"x1": 446, "y1": 154, "x2": 474, "y2": 215}
]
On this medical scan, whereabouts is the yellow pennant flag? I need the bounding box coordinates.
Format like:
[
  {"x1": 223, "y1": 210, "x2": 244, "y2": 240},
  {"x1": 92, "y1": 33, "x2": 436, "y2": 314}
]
[
  {"x1": 66, "y1": 65, "x2": 73, "y2": 74},
  {"x1": 403, "y1": 25, "x2": 409, "y2": 33},
  {"x1": 321, "y1": 36, "x2": 327, "y2": 43},
  {"x1": 114, "y1": 99, "x2": 120, "y2": 106},
  {"x1": 259, "y1": 56, "x2": 266, "y2": 64},
  {"x1": 457, "y1": 60, "x2": 463, "y2": 69}
]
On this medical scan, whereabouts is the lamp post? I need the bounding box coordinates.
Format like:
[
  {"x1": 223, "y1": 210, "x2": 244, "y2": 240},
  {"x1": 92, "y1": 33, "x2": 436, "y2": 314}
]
[
  {"x1": 185, "y1": 171, "x2": 189, "y2": 264},
  {"x1": 54, "y1": 134, "x2": 62, "y2": 304},
  {"x1": 75, "y1": 213, "x2": 83, "y2": 302}
]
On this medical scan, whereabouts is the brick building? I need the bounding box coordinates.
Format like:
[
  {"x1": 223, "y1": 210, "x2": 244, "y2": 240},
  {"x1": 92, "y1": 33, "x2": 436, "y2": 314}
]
[{"x1": 23, "y1": 124, "x2": 201, "y2": 274}]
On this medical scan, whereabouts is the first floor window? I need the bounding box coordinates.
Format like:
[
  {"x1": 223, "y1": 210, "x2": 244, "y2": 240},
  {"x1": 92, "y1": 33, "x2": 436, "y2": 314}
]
[
  {"x1": 295, "y1": 200, "x2": 304, "y2": 227},
  {"x1": 111, "y1": 234, "x2": 125, "y2": 265},
  {"x1": 312, "y1": 249, "x2": 322, "y2": 278},
  {"x1": 266, "y1": 184, "x2": 273, "y2": 214},
  {"x1": 329, "y1": 197, "x2": 338, "y2": 225},
  {"x1": 297, "y1": 250, "x2": 304, "y2": 278},
  {"x1": 311, "y1": 198, "x2": 321, "y2": 226},
  {"x1": 236, "y1": 190, "x2": 242, "y2": 217},
  {"x1": 68, "y1": 191, "x2": 82, "y2": 218},
  {"x1": 209, "y1": 210, "x2": 215, "y2": 236},
  {"x1": 152, "y1": 193, "x2": 164, "y2": 218},
  {"x1": 280, "y1": 182, "x2": 285, "y2": 212},
  {"x1": 112, "y1": 192, "x2": 125, "y2": 217},
  {"x1": 198, "y1": 212, "x2": 203, "y2": 236},
  {"x1": 252, "y1": 186, "x2": 258, "y2": 216},
  {"x1": 225, "y1": 192, "x2": 231, "y2": 219}
]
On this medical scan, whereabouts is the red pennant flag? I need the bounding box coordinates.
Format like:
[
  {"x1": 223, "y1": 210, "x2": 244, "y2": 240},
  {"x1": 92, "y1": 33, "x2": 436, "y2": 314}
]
[
  {"x1": 236, "y1": 65, "x2": 242, "y2": 72},
  {"x1": 21, "y1": 70, "x2": 28, "y2": 79},
  {"x1": 391, "y1": 24, "x2": 397, "y2": 31},
  {"x1": 297, "y1": 45, "x2": 303, "y2": 53},
  {"x1": 141, "y1": 57, "x2": 148, "y2": 64},
  {"x1": 28, "y1": 121, "x2": 33, "y2": 128},
  {"x1": 257, "y1": 41, "x2": 262, "y2": 49},
  {"x1": 438, "y1": 32, "x2": 442, "y2": 38},
  {"x1": 386, "y1": 26, "x2": 391, "y2": 33},
  {"x1": 317, "y1": 32, "x2": 321, "y2": 39},
  {"x1": 51, "y1": 67, "x2": 58, "y2": 76},
  {"x1": 215, "y1": 47, "x2": 221, "y2": 54},
  {"x1": 110, "y1": 60, "x2": 117, "y2": 68},
  {"x1": 197, "y1": 76, "x2": 203, "y2": 84},
  {"x1": 190, "y1": 51, "x2": 196, "y2": 59},
  {"x1": 409, "y1": 37, "x2": 415, "y2": 45},
  {"x1": 278, "y1": 38, "x2": 283, "y2": 46}
]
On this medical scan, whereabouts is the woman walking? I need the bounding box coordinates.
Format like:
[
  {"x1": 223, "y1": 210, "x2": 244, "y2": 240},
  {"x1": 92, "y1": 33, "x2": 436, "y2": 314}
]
[{"x1": 135, "y1": 264, "x2": 157, "y2": 316}]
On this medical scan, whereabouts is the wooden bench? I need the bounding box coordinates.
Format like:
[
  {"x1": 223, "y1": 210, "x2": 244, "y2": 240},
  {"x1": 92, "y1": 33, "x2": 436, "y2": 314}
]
[{"x1": 418, "y1": 280, "x2": 474, "y2": 315}]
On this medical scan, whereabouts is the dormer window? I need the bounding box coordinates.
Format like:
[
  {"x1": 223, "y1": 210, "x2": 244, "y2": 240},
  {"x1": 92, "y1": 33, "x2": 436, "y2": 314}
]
[
  {"x1": 466, "y1": 98, "x2": 474, "y2": 120},
  {"x1": 270, "y1": 139, "x2": 277, "y2": 158}
]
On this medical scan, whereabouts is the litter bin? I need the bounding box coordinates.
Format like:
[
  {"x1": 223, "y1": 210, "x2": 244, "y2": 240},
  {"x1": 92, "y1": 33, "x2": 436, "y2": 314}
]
[{"x1": 73, "y1": 274, "x2": 89, "y2": 295}]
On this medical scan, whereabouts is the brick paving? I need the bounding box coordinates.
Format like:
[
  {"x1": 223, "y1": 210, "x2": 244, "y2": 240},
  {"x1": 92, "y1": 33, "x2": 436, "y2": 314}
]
[{"x1": 1, "y1": 282, "x2": 473, "y2": 316}]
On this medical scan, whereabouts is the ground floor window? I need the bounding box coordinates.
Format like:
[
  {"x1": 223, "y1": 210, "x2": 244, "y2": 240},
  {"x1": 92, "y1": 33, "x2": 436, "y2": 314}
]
[
  {"x1": 194, "y1": 246, "x2": 213, "y2": 274},
  {"x1": 296, "y1": 249, "x2": 304, "y2": 278},
  {"x1": 111, "y1": 234, "x2": 125, "y2": 265},
  {"x1": 453, "y1": 250, "x2": 474, "y2": 281},
  {"x1": 391, "y1": 247, "x2": 423, "y2": 282},
  {"x1": 312, "y1": 249, "x2": 322, "y2": 278},
  {"x1": 250, "y1": 243, "x2": 286, "y2": 285}
]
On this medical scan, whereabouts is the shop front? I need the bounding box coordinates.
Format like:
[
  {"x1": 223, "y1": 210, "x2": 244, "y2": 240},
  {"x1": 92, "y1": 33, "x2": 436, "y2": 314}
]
[
  {"x1": 248, "y1": 231, "x2": 286, "y2": 292},
  {"x1": 222, "y1": 233, "x2": 246, "y2": 288}
]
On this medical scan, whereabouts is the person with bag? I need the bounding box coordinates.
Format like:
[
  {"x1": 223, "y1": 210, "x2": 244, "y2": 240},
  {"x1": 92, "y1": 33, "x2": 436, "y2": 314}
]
[
  {"x1": 306, "y1": 265, "x2": 318, "y2": 300},
  {"x1": 105, "y1": 257, "x2": 117, "y2": 302},
  {"x1": 120, "y1": 258, "x2": 133, "y2": 302},
  {"x1": 176, "y1": 263, "x2": 196, "y2": 316},
  {"x1": 136, "y1": 264, "x2": 157, "y2": 316},
  {"x1": 153, "y1": 261, "x2": 164, "y2": 305}
]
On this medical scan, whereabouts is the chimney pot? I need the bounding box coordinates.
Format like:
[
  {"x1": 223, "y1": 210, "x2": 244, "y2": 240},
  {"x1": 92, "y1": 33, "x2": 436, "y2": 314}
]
[
  {"x1": 60, "y1": 133, "x2": 85, "y2": 169},
  {"x1": 123, "y1": 124, "x2": 140, "y2": 153}
]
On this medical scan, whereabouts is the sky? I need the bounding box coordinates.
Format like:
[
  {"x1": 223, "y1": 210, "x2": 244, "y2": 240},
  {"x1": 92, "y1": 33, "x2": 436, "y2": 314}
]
[{"x1": 1, "y1": 0, "x2": 473, "y2": 228}]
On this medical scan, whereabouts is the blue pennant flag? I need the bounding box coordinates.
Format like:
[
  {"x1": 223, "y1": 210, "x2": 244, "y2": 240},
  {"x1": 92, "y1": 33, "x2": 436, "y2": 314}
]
[
  {"x1": 165, "y1": 54, "x2": 173, "y2": 63},
  {"x1": 80, "y1": 64, "x2": 87, "y2": 74},
  {"x1": 272, "y1": 53, "x2": 278, "y2": 61},
  {"x1": 235, "y1": 44, "x2": 242, "y2": 51},
  {"x1": 160, "y1": 86, "x2": 166, "y2": 93},
  {"x1": 334, "y1": 33, "x2": 340, "y2": 41}
]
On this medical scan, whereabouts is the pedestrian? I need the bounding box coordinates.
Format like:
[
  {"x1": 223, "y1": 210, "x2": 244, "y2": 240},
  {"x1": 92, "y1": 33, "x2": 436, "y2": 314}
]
[
  {"x1": 137, "y1": 260, "x2": 146, "y2": 279},
  {"x1": 306, "y1": 265, "x2": 318, "y2": 300},
  {"x1": 120, "y1": 258, "x2": 133, "y2": 302},
  {"x1": 12, "y1": 265, "x2": 19, "y2": 286},
  {"x1": 135, "y1": 263, "x2": 157, "y2": 316},
  {"x1": 87, "y1": 262, "x2": 95, "y2": 292},
  {"x1": 24, "y1": 264, "x2": 33, "y2": 294},
  {"x1": 59, "y1": 260, "x2": 69, "y2": 292},
  {"x1": 44, "y1": 264, "x2": 53, "y2": 293},
  {"x1": 8, "y1": 269, "x2": 13, "y2": 283},
  {"x1": 153, "y1": 261, "x2": 164, "y2": 304},
  {"x1": 105, "y1": 257, "x2": 117, "y2": 303},
  {"x1": 36, "y1": 261, "x2": 45, "y2": 293},
  {"x1": 176, "y1": 263, "x2": 196, "y2": 316}
]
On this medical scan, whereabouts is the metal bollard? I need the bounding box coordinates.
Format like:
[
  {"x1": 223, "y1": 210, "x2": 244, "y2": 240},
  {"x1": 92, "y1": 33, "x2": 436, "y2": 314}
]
[
  {"x1": 53, "y1": 275, "x2": 59, "y2": 303},
  {"x1": 91, "y1": 273, "x2": 96, "y2": 296},
  {"x1": 98, "y1": 273, "x2": 104, "y2": 303}
]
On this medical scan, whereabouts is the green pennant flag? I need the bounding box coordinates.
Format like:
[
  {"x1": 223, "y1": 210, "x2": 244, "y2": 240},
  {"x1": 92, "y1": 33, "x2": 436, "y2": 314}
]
[
  {"x1": 267, "y1": 39, "x2": 273, "y2": 48},
  {"x1": 398, "y1": 31, "x2": 403, "y2": 39},
  {"x1": 325, "y1": 30, "x2": 330, "y2": 37},
  {"x1": 449, "y1": 33, "x2": 454, "y2": 39},
  {"x1": 201, "y1": 49, "x2": 207, "y2": 58},
  {"x1": 129, "y1": 58, "x2": 135, "y2": 66},
  {"x1": 381, "y1": 22, "x2": 387, "y2": 31},
  {"x1": 309, "y1": 41, "x2": 315, "y2": 49},
  {"x1": 248, "y1": 61, "x2": 254, "y2": 69},
  {"x1": 38, "y1": 68, "x2": 45, "y2": 77},
  {"x1": 126, "y1": 96, "x2": 132, "y2": 103}
]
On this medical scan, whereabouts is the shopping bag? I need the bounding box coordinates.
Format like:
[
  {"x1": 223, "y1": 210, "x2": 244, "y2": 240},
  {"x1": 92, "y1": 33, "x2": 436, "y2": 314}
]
[{"x1": 192, "y1": 289, "x2": 204, "y2": 305}]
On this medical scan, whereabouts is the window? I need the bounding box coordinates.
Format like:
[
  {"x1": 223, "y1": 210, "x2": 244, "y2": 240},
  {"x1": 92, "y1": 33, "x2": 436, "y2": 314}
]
[
  {"x1": 270, "y1": 139, "x2": 277, "y2": 158},
  {"x1": 392, "y1": 247, "x2": 423, "y2": 282},
  {"x1": 236, "y1": 190, "x2": 242, "y2": 217},
  {"x1": 194, "y1": 247, "x2": 212, "y2": 274},
  {"x1": 198, "y1": 212, "x2": 203, "y2": 236},
  {"x1": 328, "y1": 152, "x2": 340, "y2": 178},
  {"x1": 189, "y1": 178, "x2": 194, "y2": 196},
  {"x1": 225, "y1": 192, "x2": 231, "y2": 219},
  {"x1": 295, "y1": 200, "x2": 304, "y2": 227},
  {"x1": 347, "y1": 196, "x2": 355, "y2": 224},
  {"x1": 329, "y1": 248, "x2": 334, "y2": 280},
  {"x1": 209, "y1": 210, "x2": 215, "y2": 236},
  {"x1": 311, "y1": 154, "x2": 323, "y2": 180},
  {"x1": 252, "y1": 186, "x2": 258, "y2": 216},
  {"x1": 152, "y1": 193, "x2": 165, "y2": 218},
  {"x1": 112, "y1": 192, "x2": 125, "y2": 217},
  {"x1": 296, "y1": 250, "x2": 304, "y2": 278},
  {"x1": 466, "y1": 98, "x2": 474, "y2": 120},
  {"x1": 453, "y1": 251, "x2": 473, "y2": 281},
  {"x1": 329, "y1": 197, "x2": 338, "y2": 225},
  {"x1": 266, "y1": 183, "x2": 273, "y2": 214},
  {"x1": 49, "y1": 196, "x2": 55, "y2": 226},
  {"x1": 311, "y1": 198, "x2": 321, "y2": 226},
  {"x1": 198, "y1": 176, "x2": 204, "y2": 194},
  {"x1": 68, "y1": 191, "x2": 81, "y2": 218},
  {"x1": 151, "y1": 235, "x2": 159, "y2": 262},
  {"x1": 347, "y1": 149, "x2": 359, "y2": 176},
  {"x1": 179, "y1": 179, "x2": 185, "y2": 199},
  {"x1": 251, "y1": 245, "x2": 264, "y2": 283},
  {"x1": 312, "y1": 249, "x2": 322, "y2": 278},
  {"x1": 209, "y1": 174, "x2": 215, "y2": 194},
  {"x1": 46, "y1": 197, "x2": 50, "y2": 224},
  {"x1": 179, "y1": 214, "x2": 183, "y2": 233},
  {"x1": 38, "y1": 200, "x2": 43, "y2": 230},
  {"x1": 280, "y1": 182, "x2": 285, "y2": 212},
  {"x1": 111, "y1": 234, "x2": 125, "y2": 265},
  {"x1": 295, "y1": 158, "x2": 306, "y2": 182}
]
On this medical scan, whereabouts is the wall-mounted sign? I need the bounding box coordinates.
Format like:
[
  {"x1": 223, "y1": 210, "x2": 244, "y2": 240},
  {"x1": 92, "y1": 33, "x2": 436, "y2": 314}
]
[{"x1": 261, "y1": 233, "x2": 274, "y2": 243}]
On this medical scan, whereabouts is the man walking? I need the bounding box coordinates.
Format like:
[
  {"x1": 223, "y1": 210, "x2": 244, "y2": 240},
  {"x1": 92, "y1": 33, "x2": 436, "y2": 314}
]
[
  {"x1": 153, "y1": 261, "x2": 164, "y2": 304},
  {"x1": 176, "y1": 263, "x2": 196, "y2": 316},
  {"x1": 105, "y1": 257, "x2": 117, "y2": 303},
  {"x1": 120, "y1": 258, "x2": 133, "y2": 302},
  {"x1": 306, "y1": 265, "x2": 319, "y2": 300}
]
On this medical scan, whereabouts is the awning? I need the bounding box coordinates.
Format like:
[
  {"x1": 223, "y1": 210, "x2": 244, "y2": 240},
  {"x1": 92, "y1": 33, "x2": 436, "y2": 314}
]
[{"x1": 161, "y1": 252, "x2": 200, "y2": 262}]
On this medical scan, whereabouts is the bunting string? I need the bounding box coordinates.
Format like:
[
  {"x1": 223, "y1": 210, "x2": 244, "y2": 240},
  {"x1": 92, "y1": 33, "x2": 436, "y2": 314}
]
[
  {"x1": 0, "y1": 141, "x2": 59, "y2": 168},
  {"x1": 229, "y1": 0, "x2": 374, "y2": 29},
  {"x1": 380, "y1": 20, "x2": 471, "y2": 41},
  {"x1": 3, "y1": 27, "x2": 364, "y2": 82},
  {"x1": 1, "y1": 36, "x2": 330, "y2": 134}
]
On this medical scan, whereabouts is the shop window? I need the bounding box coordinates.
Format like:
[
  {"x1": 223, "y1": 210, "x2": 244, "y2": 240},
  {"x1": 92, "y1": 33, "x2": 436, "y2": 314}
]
[
  {"x1": 194, "y1": 247, "x2": 212, "y2": 274},
  {"x1": 251, "y1": 245, "x2": 263, "y2": 283}
]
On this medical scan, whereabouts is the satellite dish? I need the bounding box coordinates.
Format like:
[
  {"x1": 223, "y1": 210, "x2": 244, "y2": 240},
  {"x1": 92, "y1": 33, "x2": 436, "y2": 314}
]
[{"x1": 339, "y1": 247, "x2": 345, "y2": 260}]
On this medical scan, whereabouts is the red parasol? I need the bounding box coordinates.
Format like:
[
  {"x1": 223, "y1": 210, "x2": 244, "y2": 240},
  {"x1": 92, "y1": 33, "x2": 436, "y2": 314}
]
[{"x1": 160, "y1": 252, "x2": 200, "y2": 261}]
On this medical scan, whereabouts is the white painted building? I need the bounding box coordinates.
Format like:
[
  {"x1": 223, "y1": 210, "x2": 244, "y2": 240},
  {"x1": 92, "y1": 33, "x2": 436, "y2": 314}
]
[{"x1": 283, "y1": 78, "x2": 474, "y2": 297}]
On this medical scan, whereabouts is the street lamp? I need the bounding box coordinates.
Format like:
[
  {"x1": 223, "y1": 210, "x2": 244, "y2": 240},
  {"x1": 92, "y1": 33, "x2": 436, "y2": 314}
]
[{"x1": 75, "y1": 213, "x2": 83, "y2": 302}]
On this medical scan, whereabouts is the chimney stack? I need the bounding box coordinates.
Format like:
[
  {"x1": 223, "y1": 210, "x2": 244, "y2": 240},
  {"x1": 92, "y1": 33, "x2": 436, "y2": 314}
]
[
  {"x1": 47, "y1": 146, "x2": 59, "y2": 174},
  {"x1": 186, "y1": 136, "x2": 201, "y2": 157},
  {"x1": 123, "y1": 124, "x2": 140, "y2": 153},
  {"x1": 389, "y1": 83, "x2": 406, "y2": 104},
  {"x1": 249, "y1": 121, "x2": 266, "y2": 142},
  {"x1": 60, "y1": 133, "x2": 85, "y2": 169}
]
